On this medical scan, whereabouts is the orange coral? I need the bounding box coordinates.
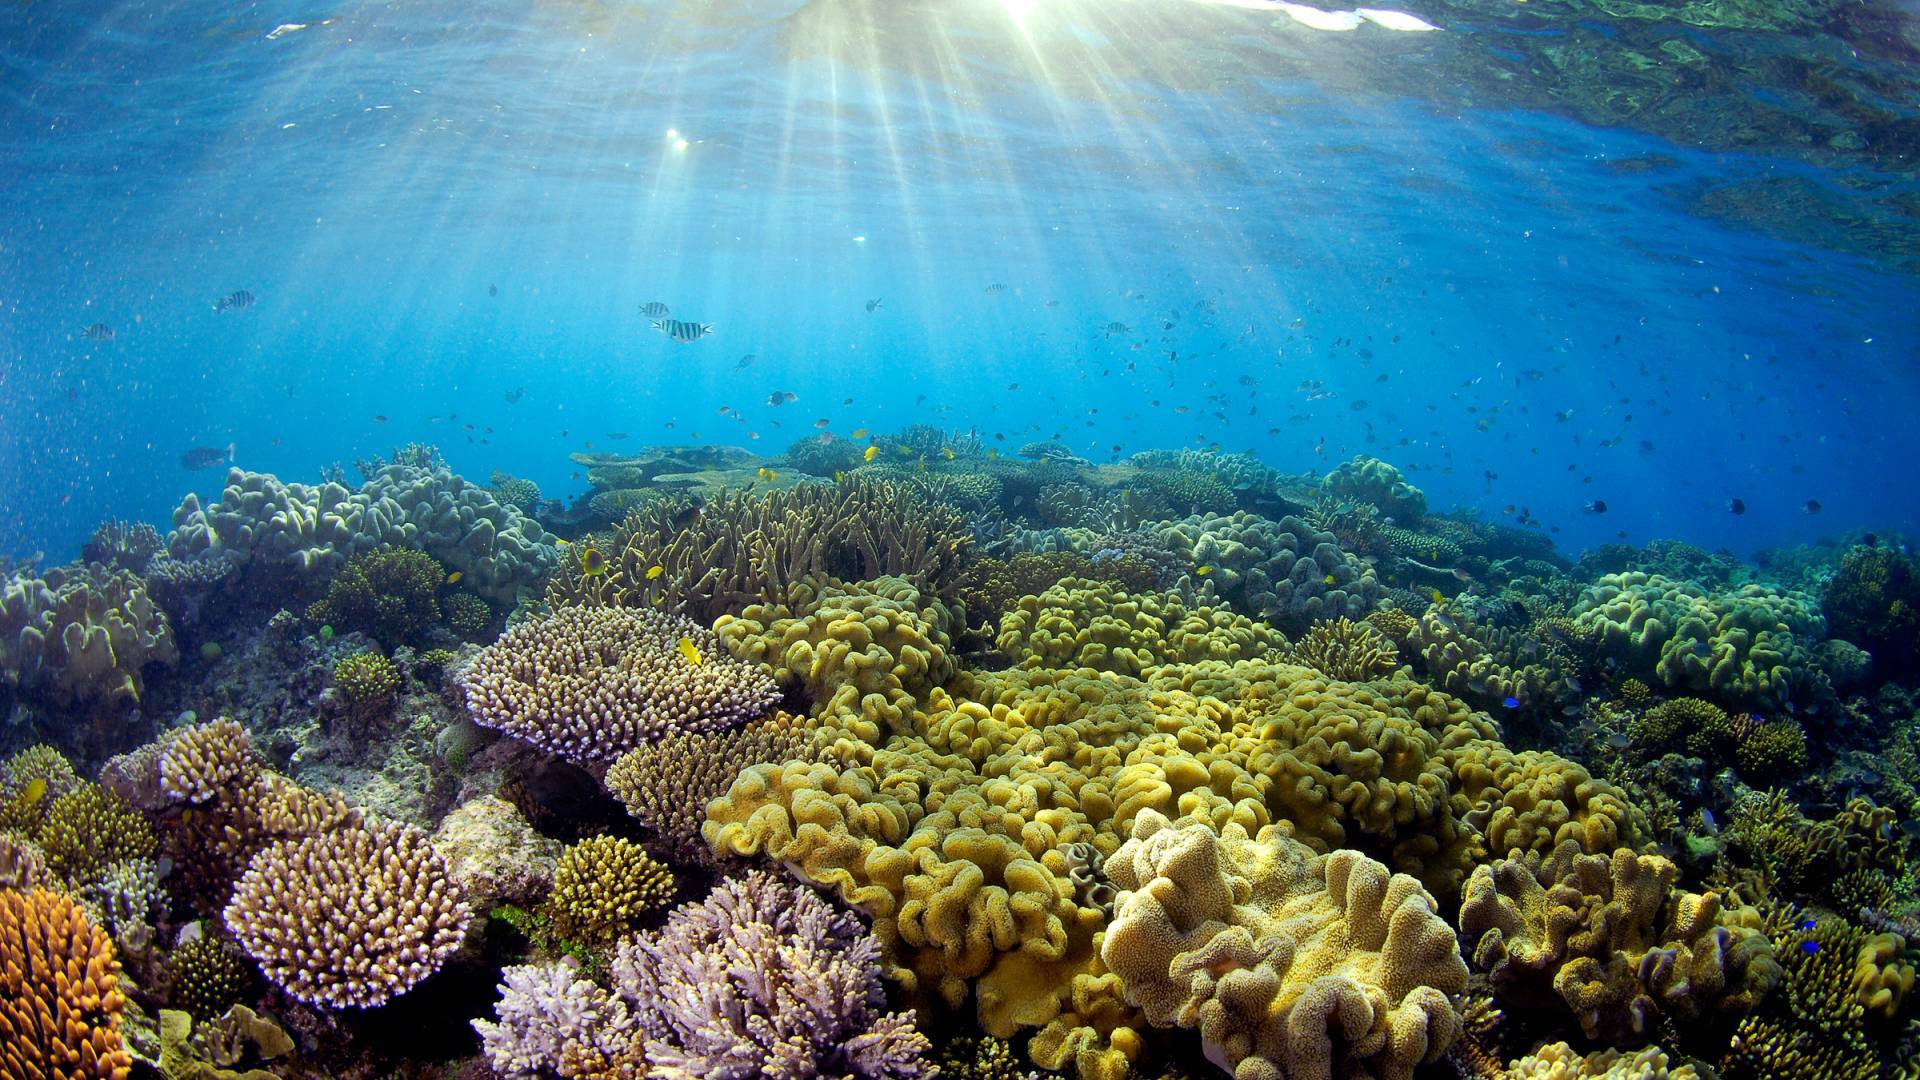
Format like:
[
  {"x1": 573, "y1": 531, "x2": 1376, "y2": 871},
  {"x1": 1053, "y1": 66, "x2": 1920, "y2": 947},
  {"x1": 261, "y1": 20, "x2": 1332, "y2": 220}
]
[{"x1": 0, "y1": 887, "x2": 133, "y2": 1079}]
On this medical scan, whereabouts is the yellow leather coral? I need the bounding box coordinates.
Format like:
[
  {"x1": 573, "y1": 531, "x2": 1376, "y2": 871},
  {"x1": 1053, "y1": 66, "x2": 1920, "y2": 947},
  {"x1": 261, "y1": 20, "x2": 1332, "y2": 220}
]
[
  {"x1": 717, "y1": 574, "x2": 956, "y2": 743},
  {"x1": 1099, "y1": 809, "x2": 1467, "y2": 1080},
  {"x1": 1459, "y1": 841, "x2": 1779, "y2": 1043},
  {"x1": 995, "y1": 578, "x2": 1287, "y2": 676}
]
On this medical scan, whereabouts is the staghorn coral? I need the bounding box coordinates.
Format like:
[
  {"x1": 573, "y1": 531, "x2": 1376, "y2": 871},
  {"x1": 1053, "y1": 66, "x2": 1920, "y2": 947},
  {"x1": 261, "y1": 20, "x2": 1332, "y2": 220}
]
[
  {"x1": 717, "y1": 575, "x2": 956, "y2": 744},
  {"x1": 1100, "y1": 809, "x2": 1467, "y2": 1080},
  {"x1": 545, "y1": 835, "x2": 676, "y2": 949},
  {"x1": 0, "y1": 560, "x2": 178, "y2": 713},
  {"x1": 303, "y1": 547, "x2": 444, "y2": 645},
  {"x1": 0, "y1": 886, "x2": 134, "y2": 1080},
  {"x1": 1459, "y1": 841, "x2": 1779, "y2": 1044},
  {"x1": 1572, "y1": 571, "x2": 1828, "y2": 710},
  {"x1": 1151, "y1": 511, "x2": 1383, "y2": 631},
  {"x1": 170, "y1": 768, "x2": 363, "y2": 912},
  {"x1": 995, "y1": 578, "x2": 1287, "y2": 676},
  {"x1": 934, "y1": 1035, "x2": 1047, "y2": 1080},
  {"x1": 223, "y1": 820, "x2": 470, "y2": 1009},
  {"x1": 1, "y1": 743, "x2": 80, "y2": 833},
  {"x1": 603, "y1": 711, "x2": 820, "y2": 868},
  {"x1": 462, "y1": 605, "x2": 779, "y2": 763},
  {"x1": 545, "y1": 475, "x2": 972, "y2": 625},
  {"x1": 1324, "y1": 455, "x2": 1428, "y2": 524},
  {"x1": 331, "y1": 650, "x2": 400, "y2": 708},
  {"x1": 1716, "y1": 911, "x2": 1908, "y2": 1079},
  {"x1": 473, "y1": 956, "x2": 647, "y2": 1079},
  {"x1": 1293, "y1": 615, "x2": 1401, "y2": 681},
  {"x1": 620, "y1": 870, "x2": 933, "y2": 1078}
]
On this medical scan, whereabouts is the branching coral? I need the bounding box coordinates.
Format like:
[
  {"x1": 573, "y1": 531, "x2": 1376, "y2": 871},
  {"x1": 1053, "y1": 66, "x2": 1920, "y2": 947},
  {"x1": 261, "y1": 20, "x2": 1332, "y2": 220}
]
[
  {"x1": 461, "y1": 605, "x2": 779, "y2": 763},
  {"x1": 545, "y1": 835, "x2": 675, "y2": 948},
  {"x1": 223, "y1": 820, "x2": 470, "y2": 1009},
  {"x1": 545, "y1": 475, "x2": 972, "y2": 624},
  {"x1": 603, "y1": 712, "x2": 819, "y2": 867},
  {"x1": 1407, "y1": 604, "x2": 1576, "y2": 712},
  {"x1": 36, "y1": 782, "x2": 157, "y2": 889},
  {"x1": 160, "y1": 718, "x2": 258, "y2": 805},
  {"x1": 304, "y1": 547, "x2": 444, "y2": 646},
  {"x1": 1100, "y1": 809, "x2": 1467, "y2": 1080},
  {"x1": 996, "y1": 578, "x2": 1287, "y2": 676},
  {"x1": 955, "y1": 551, "x2": 1161, "y2": 631},
  {"x1": 0, "y1": 886, "x2": 134, "y2": 1079},
  {"x1": 1293, "y1": 615, "x2": 1401, "y2": 680},
  {"x1": 1501, "y1": 1041, "x2": 1700, "y2": 1078},
  {"x1": 1821, "y1": 543, "x2": 1920, "y2": 676},
  {"x1": 167, "y1": 933, "x2": 255, "y2": 1022},
  {"x1": 1459, "y1": 841, "x2": 1779, "y2": 1044}
]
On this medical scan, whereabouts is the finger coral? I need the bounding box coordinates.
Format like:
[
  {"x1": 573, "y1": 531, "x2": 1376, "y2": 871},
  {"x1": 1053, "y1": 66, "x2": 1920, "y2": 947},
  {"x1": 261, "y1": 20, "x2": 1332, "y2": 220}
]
[
  {"x1": 1459, "y1": 841, "x2": 1779, "y2": 1044},
  {"x1": 159, "y1": 717, "x2": 257, "y2": 804},
  {"x1": 461, "y1": 605, "x2": 779, "y2": 763},
  {"x1": 1294, "y1": 614, "x2": 1401, "y2": 681},
  {"x1": 1100, "y1": 809, "x2": 1467, "y2": 1080},
  {"x1": 0, "y1": 886, "x2": 134, "y2": 1080},
  {"x1": 545, "y1": 835, "x2": 675, "y2": 948},
  {"x1": 223, "y1": 820, "x2": 470, "y2": 1009}
]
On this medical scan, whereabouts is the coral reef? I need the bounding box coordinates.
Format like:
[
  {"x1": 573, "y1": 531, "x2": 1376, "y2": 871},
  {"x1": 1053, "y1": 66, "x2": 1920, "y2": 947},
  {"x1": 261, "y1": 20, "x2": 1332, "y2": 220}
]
[
  {"x1": 1293, "y1": 614, "x2": 1401, "y2": 680},
  {"x1": 1821, "y1": 543, "x2": 1920, "y2": 676},
  {"x1": 223, "y1": 820, "x2": 470, "y2": 1009},
  {"x1": 0, "y1": 560, "x2": 178, "y2": 716},
  {"x1": 1151, "y1": 511, "x2": 1383, "y2": 630},
  {"x1": 996, "y1": 578, "x2": 1287, "y2": 676},
  {"x1": 0, "y1": 886, "x2": 134, "y2": 1079},
  {"x1": 602, "y1": 711, "x2": 819, "y2": 867},
  {"x1": 330, "y1": 650, "x2": 400, "y2": 708},
  {"x1": 1100, "y1": 809, "x2": 1467, "y2": 1080},
  {"x1": 544, "y1": 475, "x2": 972, "y2": 624},
  {"x1": 1324, "y1": 455, "x2": 1428, "y2": 524},
  {"x1": 545, "y1": 835, "x2": 676, "y2": 948},
  {"x1": 461, "y1": 605, "x2": 780, "y2": 763},
  {"x1": 303, "y1": 547, "x2": 445, "y2": 646},
  {"x1": 166, "y1": 933, "x2": 256, "y2": 1022},
  {"x1": 431, "y1": 794, "x2": 562, "y2": 909},
  {"x1": 1459, "y1": 840, "x2": 1779, "y2": 1043}
]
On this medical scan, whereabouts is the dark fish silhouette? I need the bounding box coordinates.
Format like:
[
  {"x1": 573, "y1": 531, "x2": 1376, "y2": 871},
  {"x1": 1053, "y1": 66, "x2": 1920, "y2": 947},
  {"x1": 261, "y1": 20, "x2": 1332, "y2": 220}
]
[
  {"x1": 180, "y1": 443, "x2": 234, "y2": 470},
  {"x1": 1585, "y1": 500, "x2": 1608, "y2": 514},
  {"x1": 488, "y1": 283, "x2": 498, "y2": 297},
  {"x1": 81, "y1": 323, "x2": 114, "y2": 340},
  {"x1": 214, "y1": 290, "x2": 255, "y2": 313},
  {"x1": 735, "y1": 353, "x2": 756, "y2": 369},
  {"x1": 767, "y1": 390, "x2": 797, "y2": 406},
  {"x1": 504, "y1": 387, "x2": 527, "y2": 404},
  {"x1": 1728, "y1": 498, "x2": 1745, "y2": 515},
  {"x1": 652, "y1": 318, "x2": 712, "y2": 343},
  {"x1": 641, "y1": 301, "x2": 671, "y2": 318},
  {"x1": 1804, "y1": 500, "x2": 1823, "y2": 514},
  {"x1": 866, "y1": 298, "x2": 882, "y2": 312}
]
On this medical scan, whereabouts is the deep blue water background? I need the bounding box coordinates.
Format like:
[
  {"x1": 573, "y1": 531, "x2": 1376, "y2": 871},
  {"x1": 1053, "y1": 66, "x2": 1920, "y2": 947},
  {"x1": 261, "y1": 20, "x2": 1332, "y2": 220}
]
[{"x1": 4, "y1": 0, "x2": 1916, "y2": 563}]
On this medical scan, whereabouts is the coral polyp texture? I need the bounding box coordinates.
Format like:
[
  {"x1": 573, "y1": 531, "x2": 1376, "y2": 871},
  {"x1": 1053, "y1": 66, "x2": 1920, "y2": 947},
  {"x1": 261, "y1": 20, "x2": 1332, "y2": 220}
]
[
  {"x1": 995, "y1": 578, "x2": 1287, "y2": 675},
  {"x1": 1150, "y1": 511, "x2": 1384, "y2": 630},
  {"x1": 0, "y1": 560, "x2": 177, "y2": 712},
  {"x1": 475, "y1": 871, "x2": 932, "y2": 1079},
  {"x1": 460, "y1": 605, "x2": 780, "y2": 763},
  {"x1": 1293, "y1": 614, "x2": 1401, "y2": 681},
  {"x1": 545, "y1": 835, "x2": 676, "y2": 948},
  {"x1": 304, "y1": 546, "x2": 445, "y2": 645},
  {"x1": 1100, "y1": 809, "x2": 1467, "y2": 1080},
  {"x1": 158, "y1": 717, "x2": 257, "y2": 804},
  {"x1": 0, "y1": 886, "x2": 134, "y2": 1080},
  {"x1": 222, "y1": 820, "x2": 470, "y2": 1009}
]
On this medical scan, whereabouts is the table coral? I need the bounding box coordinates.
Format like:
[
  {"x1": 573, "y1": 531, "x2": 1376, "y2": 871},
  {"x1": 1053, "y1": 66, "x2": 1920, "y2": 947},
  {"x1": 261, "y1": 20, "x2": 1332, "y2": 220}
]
[
  {"x1": 461, "y1": 605, "x2": 780, "y2": 763},
  {"x1": 0, "y1": 887, "x2": 134, "y2": 1079},
  {"x1": 223, "y1": 820, "x2": 470, "y2": 1009},
  {"x1": 1459, "y1": 841, "x2": 1779, "y2": 1044},
  {"x1": 1099, "y1": 809, "x2": 1467, "y2": 1080},
  {"x1": 995, "y1": 578, "x2": 1287, "y2": 676}
]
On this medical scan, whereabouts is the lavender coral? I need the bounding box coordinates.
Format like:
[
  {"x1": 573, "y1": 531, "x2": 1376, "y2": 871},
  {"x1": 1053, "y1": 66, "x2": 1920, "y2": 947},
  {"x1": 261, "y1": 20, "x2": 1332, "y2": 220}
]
[
  {"x1": 460, "y1": 606, "x2": 779, "y2": 763},
  {"x1": 223, "y1": 820, "x2": 470, "y2": 1009}
]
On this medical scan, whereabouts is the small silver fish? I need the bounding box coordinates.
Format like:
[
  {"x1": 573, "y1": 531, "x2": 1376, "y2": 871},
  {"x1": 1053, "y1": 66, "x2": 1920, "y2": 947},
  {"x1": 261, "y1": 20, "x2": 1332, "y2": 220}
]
[
  {"x1": 641, "y1": 301, "x2": 671, "y2": 318},
  {"x1": 214, "y1": 289, "x2": 255, "y2": 313},
  {"x1": 652, "y1": 318, "x2": 713, "y2": 344}
]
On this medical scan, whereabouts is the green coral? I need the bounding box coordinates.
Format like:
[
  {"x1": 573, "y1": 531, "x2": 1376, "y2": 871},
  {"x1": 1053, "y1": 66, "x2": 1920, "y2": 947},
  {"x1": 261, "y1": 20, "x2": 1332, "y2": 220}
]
[
  {"x1": 442, "y1": 591, "x2": 493, "y2": 639},
  {"x1": 36, "y1": 782, "x2": 157, "y2": 886},
  {"x1": 332, "y1": 651, "x2": 401, "y2": 707},
  {"x1": 168, "y1": 934, "x2": 255, "y2": 1021},
  {"x1": 305, "y1": 547, "x2": 445, "y2": 647},
  {"x1": 544, "y1": 835, "x2": 676, "y2": 949},
  {"x1": 1822, "y1": 544, "x2": 1920, "y2": 677}
]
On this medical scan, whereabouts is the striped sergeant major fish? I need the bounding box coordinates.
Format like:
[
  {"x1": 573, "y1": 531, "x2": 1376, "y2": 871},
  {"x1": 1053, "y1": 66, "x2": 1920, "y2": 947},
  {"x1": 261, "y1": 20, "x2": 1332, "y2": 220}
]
[
  {"x1": 640, "y1": 301, "x2": 671, "y2": 318},
  {"x1": 652, "y1": 318, "x2": 713, "y2": 344},
  {"x1": 81, "y1": 323, "x2": 114, "y2": 340},
  {"x1": 214, "y1": 289, "x2": 256, "y2": 313}
]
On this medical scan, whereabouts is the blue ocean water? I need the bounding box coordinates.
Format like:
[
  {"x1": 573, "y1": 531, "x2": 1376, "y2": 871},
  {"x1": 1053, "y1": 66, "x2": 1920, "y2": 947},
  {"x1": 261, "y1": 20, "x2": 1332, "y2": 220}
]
[{"x1": 3, "y1": 0, "x2": 1917, "y2": 561}]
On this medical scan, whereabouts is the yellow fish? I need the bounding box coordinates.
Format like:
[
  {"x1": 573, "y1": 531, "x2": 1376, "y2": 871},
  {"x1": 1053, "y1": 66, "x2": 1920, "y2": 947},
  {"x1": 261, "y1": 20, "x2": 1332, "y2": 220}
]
[
  {"x1": 646, "y1": 564, "x2": 665, "y2": 580},
  {"x1": 942, "y1": 448, "x2": 955, "y2": 460},
  {"x1": 1195, "y1": 565, "x2": 1212, "y2": 576},
  {"x1": 677, "y1": 636, "x2": 704, "y2": 665},
  {"x1": 1431, "y1": 588, "x2": 1446, "y2": 605},
  {"x1": 864, "y1": 446, "x2": 879, "y2": 462},
  {"x1": 896, "y1": 445, "x2": 912, "y2": 456},
  {"x1": 852, "y1": 427, "x2": 870, "y2": 439},
  {"x1": 1324, "y1": 574, "x2": 1337, "y2": 586},
  {"x1": 757, "y1": 467, "x2": 779, "y2": 482},
  {"x1": 581, "y1": 546, "x2": 608, "y2": 577},
  {"x1": 834, "y1": 470, "x2": 846, "y2": 484},
  {"x1": 987, "y1": 448, "x2": 999, "y2": 459},
  {"x1": 19, "y1": 778, "x2": 46, "y2": 808},
  {"x1": 445, "y1": 571, "x2": 463, "y2": 585}
]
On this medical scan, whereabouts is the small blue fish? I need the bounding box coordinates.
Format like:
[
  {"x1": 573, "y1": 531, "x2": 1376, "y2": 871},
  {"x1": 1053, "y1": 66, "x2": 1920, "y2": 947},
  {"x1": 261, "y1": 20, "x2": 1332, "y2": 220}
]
[
  {"x1": 1800, "y1": 940, "x2": 1820, "y2": 956},
  {"x1": 1502, "y1": 696, "x2": 1521, "y2": 710},
  {"x1": 1799, "y1": 918, "x2": 1817, "y2": 931}
]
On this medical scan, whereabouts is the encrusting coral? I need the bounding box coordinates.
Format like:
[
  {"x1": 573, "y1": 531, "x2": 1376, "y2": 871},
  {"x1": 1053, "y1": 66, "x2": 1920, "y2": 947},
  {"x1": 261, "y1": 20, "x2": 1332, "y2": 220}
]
[
  {"x1": 1100, "y1": 809, "x2": 1467, "y2": 1080},
  {"x1": 223, "y1": 819, "x2": 470, "y2": 1009},
  {"x1": 0, "y1": 886, "x2": 134, "y2": 1080},
  {"x1": 474, "y1": 871, "x2": 932, "y2": 1078},
  {"x1": 461, "y1": 605, "x2": 780, "y2": 763},
  {"x1": 1458, "y1": 840, "x2": 1779, "y2": 1044}
]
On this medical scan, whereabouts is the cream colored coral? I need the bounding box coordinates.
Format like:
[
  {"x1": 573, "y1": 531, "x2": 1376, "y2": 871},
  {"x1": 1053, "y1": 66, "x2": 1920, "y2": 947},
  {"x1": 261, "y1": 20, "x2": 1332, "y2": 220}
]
[
  {"x1": 1501, "y1": 1041, "x2": 1699, "y2": 1079},
  {"x1": 1100, "y1": 810, "x2": 1465, "y2": 1080},
  {"x1": 996, "y1": 578, "x2": 1286, "y2": 676},
  {"x1": 159, "y1": 718, "x2": 256, "y2": 804}
]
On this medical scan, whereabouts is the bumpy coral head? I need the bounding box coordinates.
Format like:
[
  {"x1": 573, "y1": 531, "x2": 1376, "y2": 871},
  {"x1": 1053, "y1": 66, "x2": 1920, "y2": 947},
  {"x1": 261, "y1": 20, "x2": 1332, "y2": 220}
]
[{"x1": 460, "y1": 605, "x2": 780, "y2": 763}]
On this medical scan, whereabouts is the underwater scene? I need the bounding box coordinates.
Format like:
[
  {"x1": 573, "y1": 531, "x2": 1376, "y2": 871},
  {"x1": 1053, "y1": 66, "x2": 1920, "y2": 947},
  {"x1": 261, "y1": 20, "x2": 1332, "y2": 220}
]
[{"x1": 5, "y1": 0, "x2": 1920, "y2": 1077}]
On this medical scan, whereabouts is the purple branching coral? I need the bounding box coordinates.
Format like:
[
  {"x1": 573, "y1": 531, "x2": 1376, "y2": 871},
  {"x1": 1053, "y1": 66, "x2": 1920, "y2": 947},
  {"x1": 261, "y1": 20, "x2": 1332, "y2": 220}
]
[{"x1": 474, "y1": 871, "x2": 932, "y2": 1080}]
